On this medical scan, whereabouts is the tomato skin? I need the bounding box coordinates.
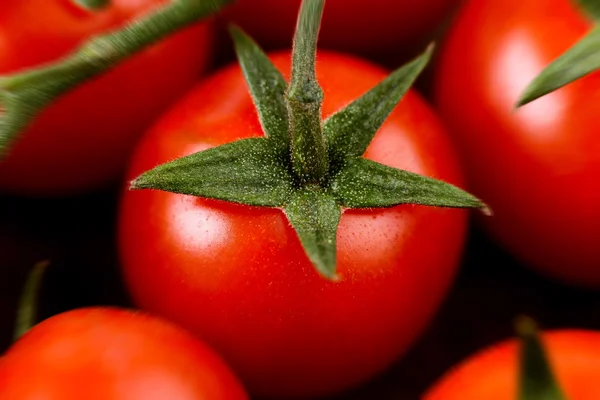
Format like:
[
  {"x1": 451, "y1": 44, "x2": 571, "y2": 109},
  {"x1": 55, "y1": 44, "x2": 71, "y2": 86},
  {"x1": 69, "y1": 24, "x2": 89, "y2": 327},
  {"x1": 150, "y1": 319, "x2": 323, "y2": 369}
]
[
  {"x1": 0, "y1": 307, "x2": 248, "y2": 400},
  {"x1": 425, "y1": 330, "x2": 600, "y2": 400},
  {"x1": 0, "y1": 0, "x2": 213, "y2": 196},
  {"x1": 219, "y1": 0, "x2": 459, "y2": 60},
  {"x1": 434, "y1": 0, "x2": 600, "y2": 286},
  {"x1": 118, "y1": 51, "x2": 468, "y2": 398}
]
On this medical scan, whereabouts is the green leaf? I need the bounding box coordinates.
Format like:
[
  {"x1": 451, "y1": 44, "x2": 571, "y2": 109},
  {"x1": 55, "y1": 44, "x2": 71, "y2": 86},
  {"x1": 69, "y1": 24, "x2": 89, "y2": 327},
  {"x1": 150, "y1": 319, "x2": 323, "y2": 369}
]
[
  {"x1": 330, "y1": 157, "x2": 488, "y2": 211},
  {"x1": 0, "y1": 0, "x2": 233, "y2": 157},
  {"x1": 517, "y1": 25, "x2": 600, "y2": 107},
  {"x1": 72, "y1": 0, "x2": 110, "y2": 10},
  {"x1": 229, "y1": 25, "x2": 290, "y2": 149},
  {"x1": 323, "y1": 44, "x2": 434, "y2": 163},
  {"x1": 284, "y1": 187, "x2": 341, "y2": 279},
  {"x1": 14, "y1": 261, "x2": 49, "y2": 341},
  {"x1": 575, "y1": 0, "x2": 600, "y2": 20},
  {"x1": 131, "y1": 138, "x2": 294, "y2": 207},
  {"x1": 516, "y1": 316, "x2": 567, "y2": 400}
]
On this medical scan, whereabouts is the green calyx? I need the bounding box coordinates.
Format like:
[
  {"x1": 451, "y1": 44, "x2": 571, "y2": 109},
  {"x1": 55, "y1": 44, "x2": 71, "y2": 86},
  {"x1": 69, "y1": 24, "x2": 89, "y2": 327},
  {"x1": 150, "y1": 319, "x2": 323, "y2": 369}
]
[
  {"x1": 517, "y1": 0, "x2": 600, "y2": 106},
  {"x1": 516, "y1": 316, "x2": 566, "y2": 400},
  {"x1": 0, "y1": 0, "x2": 233, "y2": 157},
  {"x1": 132, "y1": 0, "x2": 488, "y2": 279}
]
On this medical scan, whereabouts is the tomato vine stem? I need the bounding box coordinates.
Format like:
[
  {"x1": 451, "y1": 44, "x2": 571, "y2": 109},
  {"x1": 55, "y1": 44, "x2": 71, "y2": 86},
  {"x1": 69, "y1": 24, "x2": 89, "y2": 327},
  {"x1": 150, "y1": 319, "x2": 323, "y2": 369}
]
[
  {"x1": 286, "y1": 0, "x2": 328, "y2": 184},
  {"x1": 0, "y1": 0, "x2": 233, "y2": 158}
]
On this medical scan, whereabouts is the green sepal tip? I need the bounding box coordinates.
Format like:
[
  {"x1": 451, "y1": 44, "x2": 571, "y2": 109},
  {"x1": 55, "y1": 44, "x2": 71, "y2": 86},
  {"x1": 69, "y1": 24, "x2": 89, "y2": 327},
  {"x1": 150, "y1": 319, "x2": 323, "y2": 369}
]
[
  {"x1": 517, "y1": 25, "x2": 600, "y2": 107},
  {"x1": 14, "y1": 261, "x2": 49, "y2": 341}
]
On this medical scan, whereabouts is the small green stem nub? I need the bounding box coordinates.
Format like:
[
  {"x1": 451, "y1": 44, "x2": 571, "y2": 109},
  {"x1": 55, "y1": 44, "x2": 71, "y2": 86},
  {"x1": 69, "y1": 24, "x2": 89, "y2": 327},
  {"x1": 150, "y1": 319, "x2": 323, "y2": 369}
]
[
  {"x1": 13, "y1": 261, "x2": 49, "y2": 341},
  {"x1": 73, "y1": 0, "x2": 110, "y2": 11},
  {"x1": 286, "y1": 0, "x2": 328, "y2": 184},
  {"x1": 516, "y1": 316, "x2": 567, "y2": 400}
]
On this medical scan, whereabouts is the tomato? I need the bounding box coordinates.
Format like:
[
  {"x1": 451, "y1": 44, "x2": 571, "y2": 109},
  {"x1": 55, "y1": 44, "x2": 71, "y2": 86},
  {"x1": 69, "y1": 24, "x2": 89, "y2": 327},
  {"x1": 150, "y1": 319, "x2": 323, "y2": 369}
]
[
  {"x1": 434, "y1": 0, "x2": 600, "y2": 286},
  {"x1": 218, "y1": 0, "x2": 460, "y2": 61},
  {"x1": 0, "y1": 0, "x2": 213, "y2": 196},
  {"x1": 0, "y1": 307, "x2": 248, "y2": 399},
  {"x1": 118, "y1": 51, "x2": 468, "y2": 398},
  {"x1": 425, "y1": 330, "x2": 600, "y2": 399}
]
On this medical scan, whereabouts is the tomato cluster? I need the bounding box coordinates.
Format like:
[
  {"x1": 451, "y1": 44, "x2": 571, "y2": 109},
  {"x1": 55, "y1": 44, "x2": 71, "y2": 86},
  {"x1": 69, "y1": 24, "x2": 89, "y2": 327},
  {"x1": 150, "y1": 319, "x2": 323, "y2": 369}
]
[{"x1": 1, "y1": 0, "x2": 600, "y2": 399}]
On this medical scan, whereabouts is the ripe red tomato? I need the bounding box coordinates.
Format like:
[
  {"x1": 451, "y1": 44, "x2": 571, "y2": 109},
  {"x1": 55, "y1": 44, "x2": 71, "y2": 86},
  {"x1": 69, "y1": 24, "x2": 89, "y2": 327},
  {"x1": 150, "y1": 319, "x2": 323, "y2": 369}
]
[
  {"x1": 119, "y1": 51, "x2": 469, "y2": 398},
  {"x1": 434, "y1": 0, "x2": 600, "y2": 286},
  {"x1": 0, "y1": 307, "x2": 248, "y2": 399},
  {"x1": 424, "y1": 330, "x2": 600, "y2": 399},
  {"x1": 219, "y1": 0, "x2": 460, "y2": 60},
  {"x1": 0, "y1": 0, "x2": 213, "y2": 196}
]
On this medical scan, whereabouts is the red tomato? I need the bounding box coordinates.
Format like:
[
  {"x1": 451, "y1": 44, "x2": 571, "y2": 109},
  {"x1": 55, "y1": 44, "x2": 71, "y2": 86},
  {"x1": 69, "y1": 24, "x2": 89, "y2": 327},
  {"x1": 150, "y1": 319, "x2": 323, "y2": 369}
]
[
  {"x1": 118, "y1": 51, "x2": 469, "y2": 398},
  {"x1": 219, "y1": 0, "x2": 460, "y2": 61},
  {"x1": 434, "y1": 0, "x2": 600, "y2": 286},
  {"x1": 0, "y1": 0, "x2": 213, "y2": 196},
  {"x1": 425, "y1": 330, "x2": 600, "y2": 399},
  {"x1": 0, "y1": 307, "x2": 248, "y2": 399}
]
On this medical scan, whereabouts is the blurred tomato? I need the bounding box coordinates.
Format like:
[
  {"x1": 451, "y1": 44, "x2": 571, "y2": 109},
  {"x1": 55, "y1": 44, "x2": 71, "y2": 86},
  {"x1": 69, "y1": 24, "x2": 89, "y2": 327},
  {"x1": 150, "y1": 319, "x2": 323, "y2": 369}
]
[
  {"x1": 434, "y1": 0, "x2": 600, "y2": 286},
  {"x1": 219, "y1": 0, "x2": 460, "y2": 61},
  {"x1": 425, "y1": 330, "x2": 600, "y2": 399},
  {"x1": 0, "y1": 0, "x2": 214, "y2": 196},
  {"x1": 0, "y1": 307, "x2": 248, "y2": 399}
]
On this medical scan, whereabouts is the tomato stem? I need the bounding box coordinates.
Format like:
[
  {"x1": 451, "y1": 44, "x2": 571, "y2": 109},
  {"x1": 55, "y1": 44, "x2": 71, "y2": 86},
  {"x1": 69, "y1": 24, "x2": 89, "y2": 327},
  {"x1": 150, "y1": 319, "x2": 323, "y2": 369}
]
[
  {"x1": 286, "y1": 0, "x2": 329, "y2": 184},
  {"x1": 13, "y1": 261, "x2": 49, "y2": 341},
  {"x1": 516, "y1": 316, "x2": 566, "y2": 400},
  {"x1": 0, "y1": 0, "x2": 233, "y2": 158}
]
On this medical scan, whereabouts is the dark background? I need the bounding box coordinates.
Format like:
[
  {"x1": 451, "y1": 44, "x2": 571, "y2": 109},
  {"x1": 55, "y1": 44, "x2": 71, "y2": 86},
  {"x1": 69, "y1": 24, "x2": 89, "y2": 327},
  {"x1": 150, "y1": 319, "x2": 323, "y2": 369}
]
[{"x1": 2, "y1": 187, "x2": 600, "y2": 399}]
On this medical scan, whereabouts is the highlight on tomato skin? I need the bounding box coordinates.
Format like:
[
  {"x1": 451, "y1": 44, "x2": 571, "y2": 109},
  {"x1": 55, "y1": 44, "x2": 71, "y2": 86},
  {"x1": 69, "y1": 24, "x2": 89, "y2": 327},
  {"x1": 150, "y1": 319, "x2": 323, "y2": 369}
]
[
  {"x1": 0, "y1": 0, "x2": 215, "y2": 196},
  {"x1": 424, "y1": 330, "x2": 600, "y2": 400},
  {"x1": 0, "y1": 307, "x2": 249, "y2": 400},
  {"x1": 433, "y1": 0, "x2": 600, "y2": 287}
]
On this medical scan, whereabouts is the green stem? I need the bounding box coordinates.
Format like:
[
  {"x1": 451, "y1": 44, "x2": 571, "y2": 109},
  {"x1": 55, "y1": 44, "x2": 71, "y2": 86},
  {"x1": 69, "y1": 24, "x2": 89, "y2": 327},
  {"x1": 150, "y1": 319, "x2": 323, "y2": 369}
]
[
  {"x1": 286, "y1": 0, "x2": 328, "y2": 184},
  {"x1": 0, "y1": 0, "x2": 233, "y2": 157},
  {"x1": 516, "y1": 316, "x2": 567, "y2": 400},
  {"x1": 72, "y1": 0, "x2": 110, "y2": 11},
  {"x1": 13, "y1": 261, "x2": 49, "y2": 341}
]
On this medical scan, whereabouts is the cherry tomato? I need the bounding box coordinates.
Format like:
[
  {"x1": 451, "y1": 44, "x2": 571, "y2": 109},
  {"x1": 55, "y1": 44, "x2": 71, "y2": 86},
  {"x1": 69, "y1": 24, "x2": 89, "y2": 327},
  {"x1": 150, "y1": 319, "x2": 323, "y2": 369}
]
[
  {"x1": 425, "y1": 330, "x2": 600, "y2": 399},
  {"x1": 0, "y1": 307, "x2": 248, "y2": 399},
  {"x1": 219, "y1": 0, "x2": 460, "y2": 61},
  {"x1": 0, "y1": 0, "x2": 213, "y2": 196},
  {"x1": 118, "y1": 51, "x2": 469, "y2": 398},
  {"x1": 434, "y1": 0, "x2": 600, "y2": 286}
]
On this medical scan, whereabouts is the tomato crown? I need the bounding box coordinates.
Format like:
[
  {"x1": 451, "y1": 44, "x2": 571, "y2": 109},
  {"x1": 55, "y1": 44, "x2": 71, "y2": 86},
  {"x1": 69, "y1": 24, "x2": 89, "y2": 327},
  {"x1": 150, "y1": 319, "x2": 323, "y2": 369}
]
[
  {"x1": 131, "y1": 0, "x2": 488, "y2": 279},
  {"x1": 0, "y1": 0, "x2": 233, "y2": 158}
]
